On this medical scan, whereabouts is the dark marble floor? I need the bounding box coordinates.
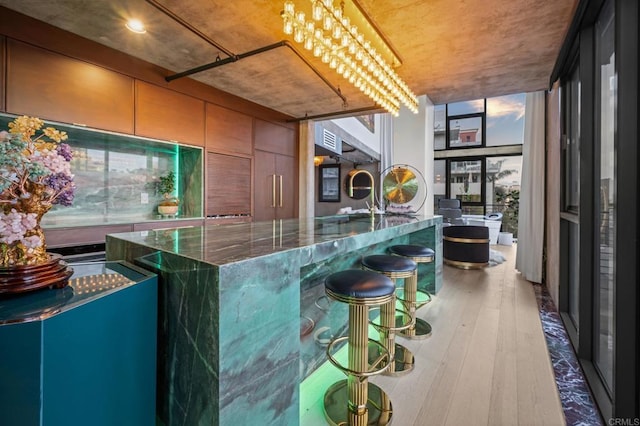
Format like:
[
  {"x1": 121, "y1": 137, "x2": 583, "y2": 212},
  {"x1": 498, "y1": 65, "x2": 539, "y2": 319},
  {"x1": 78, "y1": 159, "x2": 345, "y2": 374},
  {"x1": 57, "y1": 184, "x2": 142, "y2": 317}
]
[{"x1": 533, "y1": 283, "x2": 604, "y2": 426}]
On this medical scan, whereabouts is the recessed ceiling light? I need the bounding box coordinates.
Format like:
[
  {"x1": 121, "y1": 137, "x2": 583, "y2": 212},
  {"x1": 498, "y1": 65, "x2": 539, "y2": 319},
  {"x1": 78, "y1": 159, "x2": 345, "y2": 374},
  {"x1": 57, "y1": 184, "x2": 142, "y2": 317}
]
[{"x1": 125, "y1": 19, "x2": 146, "y2": 34}]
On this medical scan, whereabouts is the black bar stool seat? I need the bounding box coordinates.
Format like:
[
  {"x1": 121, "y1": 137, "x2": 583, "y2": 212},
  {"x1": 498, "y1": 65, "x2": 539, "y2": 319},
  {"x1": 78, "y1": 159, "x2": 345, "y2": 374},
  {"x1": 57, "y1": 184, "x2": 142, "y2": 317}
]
[
  {"x1": 361, "y1": 254, "x2": 417, "y2": 274},
  {"x1": 325, "y1": 269, "x2": 396, "y2": 303},
  {"x1": 323, "y1": 269, "x2": 395, "y2": 426},
  {"x1": 362, "y1": 255, "x2": 416, "y2": 376},
  {"x1": 388, "y1": 244, "x2": 435, "y2": 262}
]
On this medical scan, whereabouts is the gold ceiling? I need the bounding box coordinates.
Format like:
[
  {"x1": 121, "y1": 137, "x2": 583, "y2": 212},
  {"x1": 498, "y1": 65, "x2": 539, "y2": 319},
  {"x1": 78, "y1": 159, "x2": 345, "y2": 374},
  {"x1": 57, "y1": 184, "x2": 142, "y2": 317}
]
[{"x1": 0, "y1": 0, "x2": 578, "y2": 119}]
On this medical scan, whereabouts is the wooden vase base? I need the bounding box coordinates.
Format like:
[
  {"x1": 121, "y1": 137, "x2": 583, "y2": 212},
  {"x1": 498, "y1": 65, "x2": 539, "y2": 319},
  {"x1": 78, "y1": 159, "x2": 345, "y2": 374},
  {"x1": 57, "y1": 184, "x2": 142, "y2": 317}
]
[{"x1": 0, "y1": 254, "x2": 73, "y2": 295}]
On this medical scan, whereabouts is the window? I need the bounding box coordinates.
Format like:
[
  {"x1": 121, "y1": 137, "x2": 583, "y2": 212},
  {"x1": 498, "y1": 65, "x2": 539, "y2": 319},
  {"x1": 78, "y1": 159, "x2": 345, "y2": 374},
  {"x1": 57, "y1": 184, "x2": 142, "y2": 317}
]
[
  {"x1": 594, "y1": 0, "x2": 615, "y2": 393},
  {"x1": 486, "y1": 156, "x2": 522, "y2": 234},
  {"x1": 447, "y1": 99, "x2": 484, "y2": 115},
  {"x1": 449, "y1": 159, "x2": 482, "y2": 205},
  {"x1": 486, "y1": 94, "x2": 526, "y2": 146},
  {"x1": 563, "y1": 66, "x2": 581, "y2": 212},
  {"x1": 434, "y1": 94, "x2": 524, "y2": 231},
  {"x1": 432, "y1": 159, "x2": 447, "y2": 209},
  {"x1": 448, "y1": 115, "x2": 483, "y2": 148},
  {"x1": 434, "y1": 105, "x2": 446, "y2": 150}
]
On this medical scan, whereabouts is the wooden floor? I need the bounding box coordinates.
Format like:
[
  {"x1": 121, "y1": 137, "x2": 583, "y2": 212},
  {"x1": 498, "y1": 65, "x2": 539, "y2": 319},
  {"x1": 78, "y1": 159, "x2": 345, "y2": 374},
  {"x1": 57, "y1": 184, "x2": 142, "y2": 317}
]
[{"x1": 301, "y1": 244, "x2": 565, "y2": 425}]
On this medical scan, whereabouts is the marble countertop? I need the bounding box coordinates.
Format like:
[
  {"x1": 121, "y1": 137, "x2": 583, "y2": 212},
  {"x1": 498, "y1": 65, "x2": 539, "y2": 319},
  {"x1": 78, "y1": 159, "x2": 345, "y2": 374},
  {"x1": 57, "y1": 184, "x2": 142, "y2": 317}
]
[{"x1": 107, "y1": 214, "x2": 442, "y2": 267}]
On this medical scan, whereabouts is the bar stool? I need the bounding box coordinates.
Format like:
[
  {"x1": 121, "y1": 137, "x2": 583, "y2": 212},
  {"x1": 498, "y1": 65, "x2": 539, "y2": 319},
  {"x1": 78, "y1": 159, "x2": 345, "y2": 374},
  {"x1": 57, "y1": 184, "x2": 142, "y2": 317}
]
[
  {"x1": 388, "y1": 244, "x2": 435, "y2": 339},
  {"x1": 323, "y1": 269, "x2": 395, "y2": 426},
  {"x1": 361, "y1": 254, "x2": 416, "y2": 376}
]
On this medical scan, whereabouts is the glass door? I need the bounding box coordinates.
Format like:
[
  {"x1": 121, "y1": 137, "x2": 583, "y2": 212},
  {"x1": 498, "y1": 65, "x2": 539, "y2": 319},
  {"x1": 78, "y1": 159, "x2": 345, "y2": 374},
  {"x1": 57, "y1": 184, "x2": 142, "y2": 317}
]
[
  {"x1": 594, "y1": 0, "x2": 615, "y2": 393},
  {"x1": 563, "y1": 63, "x2": 581, "y2": 330}
]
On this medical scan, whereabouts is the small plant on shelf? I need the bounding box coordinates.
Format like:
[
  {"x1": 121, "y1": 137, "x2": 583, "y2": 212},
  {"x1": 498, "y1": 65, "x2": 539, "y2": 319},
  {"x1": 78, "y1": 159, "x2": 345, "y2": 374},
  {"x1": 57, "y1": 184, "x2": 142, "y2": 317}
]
[{"x1": 156, "y1": 171, "x2": 179, "y2": 216}]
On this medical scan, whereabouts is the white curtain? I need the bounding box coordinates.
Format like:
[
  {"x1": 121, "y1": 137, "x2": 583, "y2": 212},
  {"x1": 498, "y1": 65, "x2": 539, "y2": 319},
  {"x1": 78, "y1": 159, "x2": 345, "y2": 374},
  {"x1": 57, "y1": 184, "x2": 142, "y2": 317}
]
[{"x1": 515, "y1": 91, "x2": 546, "y2": 283}]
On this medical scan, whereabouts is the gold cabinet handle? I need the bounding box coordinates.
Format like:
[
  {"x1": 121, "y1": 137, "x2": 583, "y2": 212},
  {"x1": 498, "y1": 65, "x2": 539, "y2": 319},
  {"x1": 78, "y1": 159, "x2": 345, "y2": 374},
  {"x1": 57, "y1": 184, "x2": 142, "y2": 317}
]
[
  {"x1": 278, "y1": 175, "x2": 283, "y2": 207},
  {"x1": 271, "y1": 174, "x2": 276, "y2": 207}
]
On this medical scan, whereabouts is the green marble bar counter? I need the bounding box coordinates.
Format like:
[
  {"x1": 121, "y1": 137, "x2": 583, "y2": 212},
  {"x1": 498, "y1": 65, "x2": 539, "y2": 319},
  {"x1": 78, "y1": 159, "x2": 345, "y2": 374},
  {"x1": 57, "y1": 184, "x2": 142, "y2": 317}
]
[{"x1": 105, "y1": 213, "x2": 442, "y2": 426}]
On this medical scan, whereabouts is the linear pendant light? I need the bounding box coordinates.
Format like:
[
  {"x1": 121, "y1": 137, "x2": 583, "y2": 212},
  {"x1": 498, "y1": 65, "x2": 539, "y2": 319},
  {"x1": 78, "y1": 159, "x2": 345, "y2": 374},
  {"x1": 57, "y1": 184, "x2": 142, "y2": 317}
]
[{"x1": 282, "y1": 0, "x2": 419, "y2": 117}]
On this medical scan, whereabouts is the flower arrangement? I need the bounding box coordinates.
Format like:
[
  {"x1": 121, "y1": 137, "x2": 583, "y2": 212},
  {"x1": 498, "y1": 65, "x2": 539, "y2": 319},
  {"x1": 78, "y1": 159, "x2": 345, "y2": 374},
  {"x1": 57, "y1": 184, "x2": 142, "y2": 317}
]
[{"x1": 0, "y1": 116, "x2": 75, "y2": 266}]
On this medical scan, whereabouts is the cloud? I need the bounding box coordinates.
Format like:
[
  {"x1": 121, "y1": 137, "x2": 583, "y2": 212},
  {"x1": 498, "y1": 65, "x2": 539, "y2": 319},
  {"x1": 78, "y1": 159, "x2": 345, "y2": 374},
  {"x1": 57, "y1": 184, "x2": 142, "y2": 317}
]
[
  {"x1": 466, "y1": 99, "x2": 485, "y2": 110},
  {"x1": 487, "y1": 95, "x2": 525, "y2": 120}
]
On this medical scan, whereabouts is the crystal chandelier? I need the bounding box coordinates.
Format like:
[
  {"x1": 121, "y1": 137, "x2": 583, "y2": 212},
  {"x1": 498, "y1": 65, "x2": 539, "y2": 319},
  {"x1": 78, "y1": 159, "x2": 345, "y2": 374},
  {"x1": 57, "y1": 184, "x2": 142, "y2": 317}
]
[{"x1": 282, "y1": 0, "x2": 419, "y2": 116}]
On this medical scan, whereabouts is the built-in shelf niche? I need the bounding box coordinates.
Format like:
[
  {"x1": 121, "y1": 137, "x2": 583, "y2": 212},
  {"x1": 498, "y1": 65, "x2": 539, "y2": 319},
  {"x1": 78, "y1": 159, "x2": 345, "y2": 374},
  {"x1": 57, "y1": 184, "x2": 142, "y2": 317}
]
[{"x1": 0, "y1": 113, "x2": 203, "y2": 229}]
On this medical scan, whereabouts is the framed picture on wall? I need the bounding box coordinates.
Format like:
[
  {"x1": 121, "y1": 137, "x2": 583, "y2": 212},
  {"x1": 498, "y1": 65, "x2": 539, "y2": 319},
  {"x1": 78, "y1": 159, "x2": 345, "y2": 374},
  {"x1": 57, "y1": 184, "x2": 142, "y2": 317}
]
[
  {"x1": 319, "y1": 164, "x2": 341, "y2": 202},
  {"x1": 355, "y1": 114, "x2": 375, "y2": 133}
]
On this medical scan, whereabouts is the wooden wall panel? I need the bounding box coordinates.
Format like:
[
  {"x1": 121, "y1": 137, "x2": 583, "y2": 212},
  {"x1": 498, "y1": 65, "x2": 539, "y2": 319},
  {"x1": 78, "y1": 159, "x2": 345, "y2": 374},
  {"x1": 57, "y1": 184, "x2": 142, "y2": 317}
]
[
  {"x1": 44, "y1": 224, "x2": 133, "y2": 248},
  {"x1": 206, "y1": 152, "x2": 251, "y2": 216},
  {"x1": 135, "y1": 81, "x2": 205, "y2": 147},
  {"x1": 0, "y1": 6, "x2": 294, "y2": 124},
  {"x1": 254, "y1": 119, "x2": 297, "y2": 157},
  {"x1": 6, "y1": 40, "x2": 134, "y2": 133},
  {"x1": 206, "y1": 103, "x2": 253, "y2": 155}
]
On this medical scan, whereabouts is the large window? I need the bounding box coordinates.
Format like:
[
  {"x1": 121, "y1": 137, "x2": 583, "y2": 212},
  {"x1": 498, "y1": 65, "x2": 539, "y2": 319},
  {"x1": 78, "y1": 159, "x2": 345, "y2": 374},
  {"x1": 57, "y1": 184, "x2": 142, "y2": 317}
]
[{"x1": 433, "y1": 94, "x2": 525, "y2": 234}]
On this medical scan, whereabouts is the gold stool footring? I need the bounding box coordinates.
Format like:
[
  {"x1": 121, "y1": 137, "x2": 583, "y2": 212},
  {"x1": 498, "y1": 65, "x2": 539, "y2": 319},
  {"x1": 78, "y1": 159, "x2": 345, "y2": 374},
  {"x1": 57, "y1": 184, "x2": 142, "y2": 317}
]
[
  {"x1": 399, "y1": 317, "x2": 432, "y2": 340},
  {"x1": 368, "y1": 341, "x2": 415, "y2": 377},
  {"x1": 324, "y1": 380, "x2": 393, "y2": 426}
]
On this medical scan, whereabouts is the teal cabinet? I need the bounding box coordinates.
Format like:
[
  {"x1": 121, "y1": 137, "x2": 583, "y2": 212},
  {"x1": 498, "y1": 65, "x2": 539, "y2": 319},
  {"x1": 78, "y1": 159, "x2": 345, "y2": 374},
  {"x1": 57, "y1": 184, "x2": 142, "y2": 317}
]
[{"x1": 0, "y1": 262, "x2": 157, "y2": 426}]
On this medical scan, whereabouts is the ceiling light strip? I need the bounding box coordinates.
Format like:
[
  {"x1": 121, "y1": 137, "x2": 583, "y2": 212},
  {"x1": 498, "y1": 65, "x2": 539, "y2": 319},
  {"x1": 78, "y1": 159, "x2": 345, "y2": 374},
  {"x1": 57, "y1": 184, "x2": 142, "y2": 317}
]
[{"x1": 282, "y1": 0, "x2": 418, "y2": 116}]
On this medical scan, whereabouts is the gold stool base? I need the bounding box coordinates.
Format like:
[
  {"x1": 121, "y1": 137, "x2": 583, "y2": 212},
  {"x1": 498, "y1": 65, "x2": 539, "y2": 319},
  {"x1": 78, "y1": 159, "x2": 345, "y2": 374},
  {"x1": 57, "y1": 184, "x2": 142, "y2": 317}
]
[
  {"x1": 323, "y1": 380, "x2": 393, "y2": 426},
  {"x1": 399, "y1": 317, "x2": 432, "y2": 340},
  {"x1": 389, "y1": 343, "x2": 415, "y2": 376}
]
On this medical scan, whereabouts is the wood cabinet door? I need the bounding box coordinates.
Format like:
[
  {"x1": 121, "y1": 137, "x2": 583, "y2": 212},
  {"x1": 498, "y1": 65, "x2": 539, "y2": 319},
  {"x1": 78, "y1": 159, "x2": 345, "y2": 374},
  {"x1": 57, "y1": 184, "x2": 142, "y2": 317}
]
[
  {"x1": 253, "y1": 150, "x2": 276, "y2": 222},
  {"x1": 254, "y1": 119, "x2": 296, "y2": 157},
  {"x1": 6, "y1": 40, "x2": 134, "y2": 133},
  {"x1": 135, "y1": 81, "x2": 205, "y2": 146},
  {"x1": 206, "y1": 152, "x2": 251, "y2": 217},
  {"x1": 206, "y1": 103, "x2": 253, "y2": 155}
]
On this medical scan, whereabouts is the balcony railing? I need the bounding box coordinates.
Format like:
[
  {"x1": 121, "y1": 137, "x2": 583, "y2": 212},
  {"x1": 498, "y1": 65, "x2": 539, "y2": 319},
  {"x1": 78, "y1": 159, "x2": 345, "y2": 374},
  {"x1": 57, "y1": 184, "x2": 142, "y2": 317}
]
[{"x1": 435, "y1": 200, "x2": 519, "y2": 237}]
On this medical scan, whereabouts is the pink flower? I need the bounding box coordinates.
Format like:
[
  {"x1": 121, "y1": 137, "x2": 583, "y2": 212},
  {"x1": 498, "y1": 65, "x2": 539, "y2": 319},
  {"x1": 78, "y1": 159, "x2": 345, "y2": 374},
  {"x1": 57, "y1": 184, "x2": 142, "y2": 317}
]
[
  {"x1": 22, "y1": 235, "x2": 43, "y2": 249},
  {"x1": 0, "y1": 209, "x2": 39, "y2": 246}
]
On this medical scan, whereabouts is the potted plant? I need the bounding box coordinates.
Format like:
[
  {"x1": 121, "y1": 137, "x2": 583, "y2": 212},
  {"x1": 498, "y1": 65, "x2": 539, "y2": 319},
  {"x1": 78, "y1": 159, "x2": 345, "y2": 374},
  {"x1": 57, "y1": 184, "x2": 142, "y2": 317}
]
[{"x1": 157, "y1": 171, "x2": 179, "y2": 216}]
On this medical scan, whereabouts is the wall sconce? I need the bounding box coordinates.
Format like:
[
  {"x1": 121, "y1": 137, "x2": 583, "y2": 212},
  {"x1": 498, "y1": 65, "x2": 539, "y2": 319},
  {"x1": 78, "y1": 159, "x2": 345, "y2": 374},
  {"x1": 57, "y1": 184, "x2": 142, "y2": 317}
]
[
  {"x1": 314, "y1": 156, "x2": 325, "y2": 166},
  {"x1": 282, "y1": 0, "x2": 418, "y2": 117}
]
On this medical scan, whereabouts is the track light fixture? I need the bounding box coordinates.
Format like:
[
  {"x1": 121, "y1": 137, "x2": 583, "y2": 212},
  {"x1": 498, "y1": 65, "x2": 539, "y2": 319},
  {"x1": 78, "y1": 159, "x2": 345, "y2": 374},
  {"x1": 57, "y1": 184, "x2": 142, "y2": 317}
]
[{"x1": 282, "y1": 0, "x2": 419, "y2": 116}]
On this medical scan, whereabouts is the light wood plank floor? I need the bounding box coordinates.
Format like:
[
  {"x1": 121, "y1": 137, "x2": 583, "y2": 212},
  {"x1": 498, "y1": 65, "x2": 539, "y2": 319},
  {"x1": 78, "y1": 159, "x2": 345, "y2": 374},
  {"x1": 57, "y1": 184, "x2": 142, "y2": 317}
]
[{"x1": 301, "y1": 244, "x2": 565, "y2": 425}]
